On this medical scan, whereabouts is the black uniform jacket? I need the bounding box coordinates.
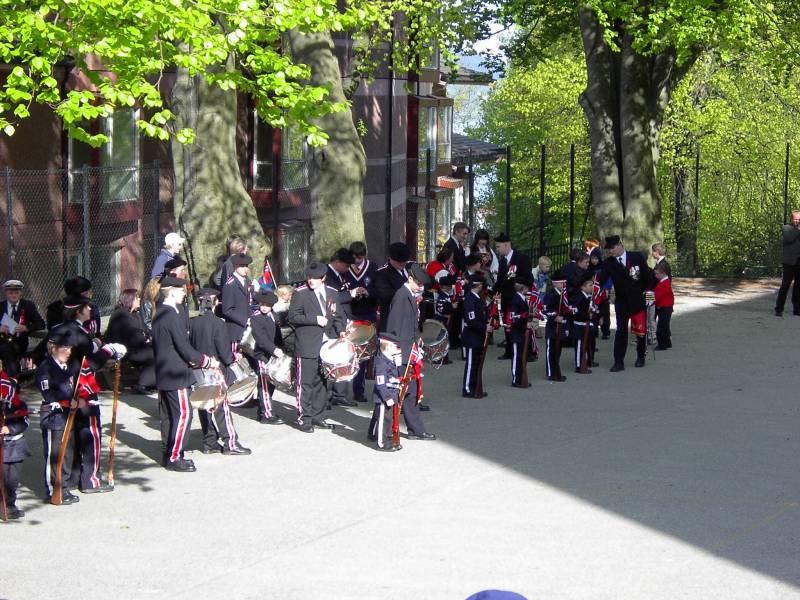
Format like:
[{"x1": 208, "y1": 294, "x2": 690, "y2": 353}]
[
  {"x1": 152, "y1": 303, "x2": 208, "y2": 391},
  {"x1": 543, "y1": 289, "x2": 573, "y2": 339},
  {"x1": 325, "y1": 265, "x2": 354, "y2": 319},
  {"x1": 36, "y1": 355, "x2": 74, "y2": 429},
  {"x1": 222, "y1": 274, "x2": 252, "y2": 344},
  {"x1": 507, "y1": 292, "x2": 529, "y2": 344},
  {"x1": 344, "y1": 260, "x2": 379, "y2": 322},
  {"x1": 1, "y1": 372, "x2": 30, "y2": 463},
  {"x1": 385, "y1": 284, "x2": 422, "y2": 364},
  {"x1": 496, "y1": 250, "x2": 532, "y2": 300},
  {"x1": 461, "y1": 291, "x2": 487, "y2": 349},
  {"x1": 250, "y1": 311, "x2": 283, "y2": 363},
  {"x1": 371, "y1": 351, "x2": 401, "y2": 405},
  {"x1": 50, "y1": 320, "x2": 111, "y2": 382},
  {"x1": 105, "y1": 307, "x2": 152, "y2": 363},
  {"x1": 287, "y1": 285, "x2": 347, "y2": 359},
  {"x1": 600, "y1": 251, "x2": 654, "y2": 316},
  {"x1": 190, "y1": 310, "x2": 236, "y2": 385},
  {"x1": 444, "y1": 237, "x2": 467, "y2": 274},
  {"x1": 373, "y1": 263, "x2": 408, "y2": 332},
  {"x1": 0, "y1": 298, "x2": 45, "y2": 352}
]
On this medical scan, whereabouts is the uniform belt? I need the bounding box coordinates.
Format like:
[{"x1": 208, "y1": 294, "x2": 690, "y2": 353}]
[
  {"x1": 4, "y1": 433, "x2": 22, "y2": 441},
  {"x1": 573, "y1": 321, "x2": 588, "y2": 326}
]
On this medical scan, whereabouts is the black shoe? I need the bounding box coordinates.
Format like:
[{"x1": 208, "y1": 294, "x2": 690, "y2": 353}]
[
  {"x1": 52, "y1": 491, "x2": 80, "y2": 505},
  {"x1": 298, "y1": 422, "x2": 314, "y2": 433},
  {"x1": 259, "y1": 415, "x2": 284, "y2": 424},
  {"x1": 775, "y1": 309, "x2": 783, "y2": 316},
  {"x1": 634, "y1": 357, "x2": 645, "y2": 368},
  {"x1": 547, "y1": 376, "x2": 567, "y2": 382},
  {"x1": 527, "y1": 354, "x2": 537, "y2": 362},
  {"x1": 202, "y1": 445, "x2": 221, "y2": 454},
  {"x1": 160, "y1": 452, "x2": 168, "y2": 467},
  {"x1": 591, "y1": 361, "x2": 600, "y2": 367},
  {"x1": 165, "y1": 458, "x2": 197, "y2": 472},
  {"x1": 418, "y1": 403, "x2": 430, "y2": 411},
  {"x1": 326, "y1": 402, "x2": 332, "y2": 411},
  {"x1": 131, "y1": 384, "x2": 148, "y2": 395},
  {"x1": 654, "y1": 345, "x2": 668, "y2": 351},
  {"x1": 407, "y1": 432, "x2": 437, "y2": 440},
  {"x1": 512, "y1": 383, "x2": 531, "y2": 388},
  {"x1": 601, "y1": 334, "x2": 610, "y2": 340},
  {"x1": 331, "y1": 398, "x2": 358, "y2": 407},
  {"x1": 609, "y1": 363, "x2": 625, "y2": 372},
  {"x1": 81, "y1": 483, "x2": 114, "y2": 494},
  {"x1": 311, "y1": 419, "x2": 335, "y2": 430},
  {"x1": 353, "y1": 394, "x2": 367, "y2": 403},
  {"x1": 222, "y1": 444, "x2": 252, "y2": 455},
  {"x1": 367, "y1": 432, "x2": 377, "y2": 442},
  {"x1": 376, "y1": 444, "x2": 402, "y2": 452},
  {"x1": 574, "y1": 368, "x2": 592, "y2": 374},
  {"x1": 5, "y1": 505, "x2": 23, "y2": 519},
  {"x1": 497, "y1": 354, "x2": 512, "y2": 360}
]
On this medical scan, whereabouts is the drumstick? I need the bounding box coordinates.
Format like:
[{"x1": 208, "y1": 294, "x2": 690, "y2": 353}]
[{"x1": 107, "y1": 361, "x2": 121, "y2": 488}]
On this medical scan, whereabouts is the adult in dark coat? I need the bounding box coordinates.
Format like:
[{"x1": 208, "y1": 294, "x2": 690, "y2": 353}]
[
  {"x1": 443, "y1": 222, "x2": 471, "y2": 275},
  {"x1": 495, "y1": 233, "x2": 532, "y2": 359},
  {"x1": 775, "y1": 210, "x2": 800, "y2": 316},
  {"x1": 105, "y1": 289, "x2": 155, "y2": 393},
  {"x1": 384, "y1": 264, "x2": 435, "y2": 439},
  {"x1": 374, "y1": 242, "x2": 411, "y2": 333},
  {"x1": 0, "y1": 279, "x2": 45, "y2": 376},
  {"x1": 598, "y1": 236, "x2": 655, "y2": 371},
  {"x1": 221, "y1": 254, "x2": 253, "y2": 346},
  {"x1": 287, "y1": 262, "x2": 347, "y2": 432}
]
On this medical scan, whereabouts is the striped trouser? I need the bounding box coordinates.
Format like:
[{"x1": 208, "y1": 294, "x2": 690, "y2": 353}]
[
  {"x1": 160, "y1": 389, "x2": 193, "y2": 463},
  {"x1": 511, "y1": 341, "x2": 525, "y2": 385},
  {"x1": 198, "y1": 399, "x2": 238, "y2": 451},
  {"x1": 75, "y1": 406, "x2": 103, "y2": 490},
  {"x1": 40, "y1": 412, "x2": 75, "y2": 497},
  {"x1": 462, "y1": 346, "x2": 481, "y2": 395},
  {"x1": 256, "y1": 359, "x2": 274, "y2": 419},
  {"x1": 545, "y1": 338, "x2": 562, "y2": 379}
]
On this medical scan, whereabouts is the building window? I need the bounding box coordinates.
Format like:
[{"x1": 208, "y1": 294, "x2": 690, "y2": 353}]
[
  {"x1": 279, "y1": 225, "x2": 311, "y2": 283},
  {"x1": 253, "y1": 114, "x2": 308, "y2": 190},
  {"x1": 418, "y1": 106, "x2": 437, "y2": 172},
  {"x1": 66, "y1": 246, "x2": 121, "y2": 313},
  {"x1": 69, "y1": 108, "x2": 140, "y2": 203},
  {"x1": 437, "y1": 105, "x2": 452, "y2": 165}
]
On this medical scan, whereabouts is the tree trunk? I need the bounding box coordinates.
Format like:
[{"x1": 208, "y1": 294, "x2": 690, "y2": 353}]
[
  {"x1": 287, "y1": 30, "x2": 367, "y2": 260},
  {"x1": 578, "y1": 8, "x2": 698, "y2": 254},
  {"x1": 171, "y1": 65, "x2": 270, "y2": 284}
]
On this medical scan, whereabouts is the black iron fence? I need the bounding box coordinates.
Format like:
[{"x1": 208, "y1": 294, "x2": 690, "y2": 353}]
[{"x1": 0, "y1": 163, "x2": 171, "y2": 315}]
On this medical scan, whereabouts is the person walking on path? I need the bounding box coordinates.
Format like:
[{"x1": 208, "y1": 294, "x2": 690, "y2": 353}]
[{"x1": 775, "y1": 210, "x2": 800, "y2": 317}]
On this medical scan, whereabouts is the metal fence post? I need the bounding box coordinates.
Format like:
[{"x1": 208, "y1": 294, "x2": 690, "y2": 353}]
[
  {"x1": 784, "y1": 142, "x2": 790, "y2": 224},
  {"x1": 385, "y1": 153, "x2": 392, "y2": 256},
  {"x1": 425, "y1": 148, "x2": 433, "y2": 262},
  {"x1": 82, "y1": 164, "x2": 91, "y2": 279},
  {"x1": 539, "y1": 144, "x2": 546, "y2": 256},
  {"x1": 153, "y1": 160, "x2": 161, "y2": 260},
  {"x1": 693, "y1": 143, "x2": 700, "y2": 276},
  {"x1": 569, "y1": 143, "x2": 575, "y2": 248},
  {"x1": 467, "y1": 148, "x2": 474, "y2": 233},
  {"x1": 5, "y1": 166, "x2": 13, "y2": 277}
]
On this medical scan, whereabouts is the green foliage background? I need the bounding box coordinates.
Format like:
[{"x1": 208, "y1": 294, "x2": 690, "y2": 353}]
[{"x1": 469, "y1": 47, "x2": 800, "y2": 276}]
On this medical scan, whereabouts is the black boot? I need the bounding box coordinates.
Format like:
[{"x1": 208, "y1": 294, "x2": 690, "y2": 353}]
[{"x1": 635, "y1": 338, "x2": 646, "y2": 367}]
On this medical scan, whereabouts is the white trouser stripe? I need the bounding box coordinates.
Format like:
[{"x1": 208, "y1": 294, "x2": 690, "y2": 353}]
[{"x1": 464, "y1": 348, "x2": 473, "y2": 393}]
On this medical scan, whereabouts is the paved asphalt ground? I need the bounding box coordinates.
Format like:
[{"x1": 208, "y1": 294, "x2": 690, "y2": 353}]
[{"x1": 3, "y1": 279, "x2": 799, "y2": 600}]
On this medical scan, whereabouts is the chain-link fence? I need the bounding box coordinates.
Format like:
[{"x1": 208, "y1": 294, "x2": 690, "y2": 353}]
[{"x1": 0, "y1": 162, "x2": 171, "y2": 315}]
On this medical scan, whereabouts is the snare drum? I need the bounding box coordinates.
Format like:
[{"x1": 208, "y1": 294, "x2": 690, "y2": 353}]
[
  {"x1": 238, "y1": 324, "x2": 256, "y2": 355},
  {"x1": 319, "y1": 339, "x2": 359, "y2": 382},
  {"x1": 189, "y1": 368, "x2": 226, "y2": 411},
  {"x1": 346, "y1": 322, "x2": 377, "y2": 363},
  {"x1": 266, "y1": 354, "x2": 294, "y2": 393},
  {"x1": 421, "y1": 319, "x2": 450, "y2": 365},
  {"x1": 226, "y1": 358, "x2": 258, "y2": 407}
]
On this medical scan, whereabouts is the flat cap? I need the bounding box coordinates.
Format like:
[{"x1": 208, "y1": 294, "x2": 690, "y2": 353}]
[
  {"x1": 231, "y1": 254, "x2": 253, "y2": 267},
  {"x1": 48, "y1": 328, "x2": 77, "y2": 347},
  {"x1": 604, "y1": 235, "x2": 621, "y2": 249},
  {"x1": 438, "y1": 275, "x2": 456, "y2": 286},
  {"x1": 163, "y1": 257, "x2": 187, "y2": 271},
  {"x1": 467, "y1": 273, "x2": 485, "y2": 286},
  {"x1": 197, "y1": 287, "x2": 219, "y2": 298},
  {"x1": 305, "y1": 261, "x2": 328, "y2": 279},
  {"x1": 408, "y1": 263, "x2": 432, "y2": 286},
  {"x1": 388, "y1": 242, "x2": 411, "y2": 262},
  {"x1": 3, "y1": 279, "x2": 23, "y2": 290},
  {"x1": 64, "y1": 276, "x2": 92, "y2": 296},
  {"x1": 62, "y1": 295, "x2": 90, "y2": 310},
  {"x1": 254, "y1": 291, "x2": 278, "y2": 306},
  {"x1": 332, "y1": 248, "x2": 354, "y2": 265},
  {"x1": 494, "y1": 233, "x2": 511, "y2": 243},
  {"x1": 160, "y1": 276, "x2": 187, "y2": 289}
]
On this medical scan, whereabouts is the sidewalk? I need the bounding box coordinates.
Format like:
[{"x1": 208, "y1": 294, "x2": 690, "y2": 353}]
[{"x1": 4, "y1": 278, "x2": 799, "y2": 600}]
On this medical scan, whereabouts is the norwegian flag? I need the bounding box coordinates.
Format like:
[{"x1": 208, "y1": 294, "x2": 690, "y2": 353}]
[
  {"x1": 255, "y1": 258, "x2": 275, "y2": 292},
  {"x1": 77, "y1": 356, "x2": 100, "y2": 401},
  {"x1": 409, "y1": 342, "x2": 422, "y2": 365},
  {"x1": 526, "y1": 289, "x2": 541, "y2": 318},
  {"x1": 592, "y1": 276, "x2": 607, "y2": 305}
]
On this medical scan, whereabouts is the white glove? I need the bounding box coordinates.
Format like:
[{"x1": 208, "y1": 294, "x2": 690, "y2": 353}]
[
  {"x1": 386, "y1": 377, "x2": 401, "y2": 390},
  {"x1": 316, "y1": 316, "x2": 328, "y2": 327},
  {"x1": 88, "y1": 398, "x2": 102, "y2": 406},
  {"x1": 103, "y1": 343, "x2": 127, "y2": 360},
  {"x1": 385, "y1": 397, "x2": 395, "y2": 407}
]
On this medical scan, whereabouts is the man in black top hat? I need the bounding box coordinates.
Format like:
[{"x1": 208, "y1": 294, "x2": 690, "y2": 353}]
[
  {"x1": 374, "y1": 242, "x2": 411, "y2": 333},
  {"x1": 495, "y1": 233, "x2": 532, "y2": 359},
  {"x1": 287, "y1": 262, "x2": 347, "y2": 432},
  {"x1": 385, "y1": 264, "x2": 436, "y2": 439},
  {"x1": 599, "y1": 235, "x2": 655, "y2": 371},
  {"x1": 222, "y1": 254, "x2": 253, "y2": 349},
  {"x1": 0, "y1": 279, "x2": 45, "y2": 376}
]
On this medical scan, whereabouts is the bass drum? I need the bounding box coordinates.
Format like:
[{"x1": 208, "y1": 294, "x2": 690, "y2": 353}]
[
  {"x1": 319, "y1": 339, "x2": 359, "y2": 382},
  {"x1": 421, "y1": 319, "x2": 450, "y2": 366},
  {"x1": 265, "y1": 354, "x2": 295, "y2": 394},
  {"x1": 189, "y1": 368, "x2": 226, "y2": 411},
  {"x1": 226, "y1": 358, "x2": 258, "y2": 407}
]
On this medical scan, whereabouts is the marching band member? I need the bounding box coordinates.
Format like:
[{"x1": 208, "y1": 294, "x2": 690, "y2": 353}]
[
  {"x1": 367, "y1": 332, "x2": 404, "y2": 452},
  {"x1": 288, "y1": 262, "x2": 346, "y2": 433},
  {"x1": 190, "y1": 288, "x2": 250, "y2": 455},
  {"x1": 221, "y1": 254, "x2": 253, "y2": 352},
  {"x1": 495, "y1": 234, "x2": 532, "y2": 360},
  {"x1": 325, "y1": 248, "x2": 357, "y2": 408},
  {"x1": 152, "y1": 277, "x2": 219, "y2": 472},
  {"x1": 250, "y1": 291, "x2": 285, "y2": 424},
  {"x1": 569, "y1": 272, "x2": 599, "y2": 373},
  {"x1": 0, "y1": 279, "x2": 45, "y2": 377},
  {"x1": 543, "y1": 273, "x2": 571, "y2": 382},
  {"x1": 385, "y1": 264, "x2": 435, "y2": 439},
  {"x1": 2, "y1": 360, "x2": 30, "y2": 519},
  {"x1": 507, "y1": 274, "x2": 533, "y2": 388},
  {"x1": 374, "y1": 242, "x2": 411, "y2": 333},
  {"x1": 461, "y1": 273, "x2": 488, "y2": 397},
  {"x1": 345, "y1": 241, "x2": 378, "y2": 403}
]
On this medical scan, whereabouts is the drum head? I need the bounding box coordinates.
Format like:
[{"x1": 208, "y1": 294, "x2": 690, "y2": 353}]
[
  {"x1": 347, "y1": 324, "x2": 376, "y2": 345},
  {"x1": 320, "y1": 339, "x2": 355, "y2": 364},
  {"x1": 421, "y1": 319, "x2": 447, "y2": 345}
]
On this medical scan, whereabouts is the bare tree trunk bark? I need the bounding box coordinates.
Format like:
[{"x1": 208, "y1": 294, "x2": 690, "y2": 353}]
[
  {"x1": 171, "y1": 65, "x2": 270, "y2": 284},
  {"x1": 286, "y1": 30, "x2": 367, "y2": 260}
]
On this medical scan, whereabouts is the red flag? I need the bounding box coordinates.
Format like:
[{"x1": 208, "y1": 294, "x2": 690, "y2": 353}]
[
  {"x1": 77, "y1": 356, "x2": 100, "y2": 401},
  {"x1": 257, "y1": 258, "x2": 275, "y2": 291}
]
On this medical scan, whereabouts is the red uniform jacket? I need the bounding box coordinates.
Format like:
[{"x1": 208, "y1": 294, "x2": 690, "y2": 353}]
[{"x1": 654, "y1": 277, "x2": 674, "y2": 308}]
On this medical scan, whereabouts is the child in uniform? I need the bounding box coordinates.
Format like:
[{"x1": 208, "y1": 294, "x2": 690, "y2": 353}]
[
  {"x1": 506, "y1": 275, "x2": 533, "y2": 387},
  {"x1": 367, "y1": 332, "x2": 404, "y2": 452},
  {"x1": 654, "y1": 263, "x2": 674, "y2": 350},
  {"x1": 250, "y1": 291, "x2": 286, "y2": 424},
  {"x1": 542, "y1": 273, "x2": 572, "y2": 382},
  {"x1": 1, "y1": 360, "x2": 30, "y2": 519},
  {"x1": 570, "y1": 272, "x2": 599, "y2": 373}
]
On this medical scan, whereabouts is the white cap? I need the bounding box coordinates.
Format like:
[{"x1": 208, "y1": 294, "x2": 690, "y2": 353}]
[
  {"x1": 164, "y1": 232, "x2": 186, "y2": 246},
  {"x1": 3, "y1": 279, "x2": 23, "y2": 290},
  {"x1": 434, "y1": 269, "x2": 449, "y2": 282}
]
